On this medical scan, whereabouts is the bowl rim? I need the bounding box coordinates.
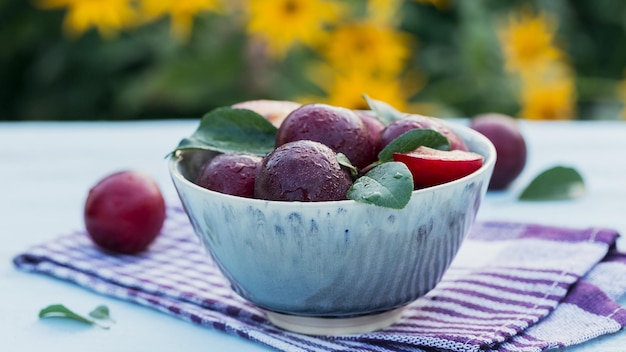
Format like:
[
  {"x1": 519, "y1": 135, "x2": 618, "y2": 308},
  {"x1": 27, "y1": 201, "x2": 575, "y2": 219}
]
[{"x1": 168, "y1": 120, "x2": 496, "y2": 207}]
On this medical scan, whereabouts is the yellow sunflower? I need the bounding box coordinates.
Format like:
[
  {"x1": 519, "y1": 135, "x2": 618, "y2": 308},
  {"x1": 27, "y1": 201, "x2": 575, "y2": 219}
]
[
  {"x1": 519, "y1": 64, "x2": 576, "y2": 120},
  {"x1": 497, "y1": 9, "x2": 562, "y2": 74},
  {"x1": 37, "y1": 0, "x2": 136, "y2": 39},
  {"x1": 367, "y1": 0, "x2": 404, "y2": 26},
  {"x1": 245, "y1": 0, "x2": 345, "y2": 58},
  {"x1": 302, "y1": 63, "x2": 421, "y2": 112},
  {"x1": 319, "y1": 20, "x2": 413, "y2": 77},
  {"x1": 140, "y1": 0, "x2": 223, "y2": 41}
]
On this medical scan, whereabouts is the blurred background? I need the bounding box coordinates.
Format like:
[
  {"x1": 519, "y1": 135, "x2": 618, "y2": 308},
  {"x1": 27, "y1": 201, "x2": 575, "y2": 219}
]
[{"x1": 2, "y1": 0, "x2": 626, "y2": 121}]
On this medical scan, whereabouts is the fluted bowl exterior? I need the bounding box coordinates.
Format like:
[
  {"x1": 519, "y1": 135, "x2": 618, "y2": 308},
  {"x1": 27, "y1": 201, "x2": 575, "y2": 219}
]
[{"x1": 169, "y1": 121, "x2": 495, "y2": 317}]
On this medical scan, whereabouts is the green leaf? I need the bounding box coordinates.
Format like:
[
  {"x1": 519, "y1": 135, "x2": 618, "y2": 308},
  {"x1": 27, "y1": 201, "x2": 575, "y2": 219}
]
[
  {"x1": 362, "y1": 94, "x2": 405, "y2": 125},
  {"x1": 377, "y1": 129, "x2": 450, "y2": 162},
  {"x1": 39, "y1": 304, "x2": 109, "y2": 329},
  {"x1": 172, "y1": 107, "x2": 278, "y2": 156},
  {"x1": 336, "y1": 153, "x2": 358, "y2": 179},
  {"x1": 347, "y1": 162, "x2": 414, "y2": 209},
  {"x1": 89, "y1": 305, "x2": 115, "y2": 323},
  {"x1": 519, "y1": 166, "x2": 585, "y2": 201}
]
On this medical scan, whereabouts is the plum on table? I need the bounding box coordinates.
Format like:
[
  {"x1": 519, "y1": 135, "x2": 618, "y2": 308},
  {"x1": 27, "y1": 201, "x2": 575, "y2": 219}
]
[
  {"x1": 84, "y1": 171, "x2": 166, "y2": 254},
  {"x1": 470, "y1": 113, "x2": 526, "y2": 190}
]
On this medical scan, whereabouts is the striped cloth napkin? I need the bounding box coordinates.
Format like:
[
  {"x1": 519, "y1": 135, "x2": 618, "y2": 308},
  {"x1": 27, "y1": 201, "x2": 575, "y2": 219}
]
[{"x1": 13, "y1": 206, "x2": 626, "y2": 352}]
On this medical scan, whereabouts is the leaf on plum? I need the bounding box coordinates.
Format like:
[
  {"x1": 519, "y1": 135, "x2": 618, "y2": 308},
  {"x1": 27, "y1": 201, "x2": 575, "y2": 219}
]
[
  {"x1": 336, "y1": 153, "x2": 358, "y2": 178},
  {"x1": 172, "y1": 107, "x2": 278, "y2": 157},
  {"x1": 362, "y1": 94, "x2": 404, "y2": 126},
  {"x1": 347, "y1": 162, "x2": 413, "y2": 209},
  {"x1": 377, "y1": 129, "x2": 450, "y2": 162},
  {"x1": 519, "y1": 166, "x2": 585, "y2": 201}
]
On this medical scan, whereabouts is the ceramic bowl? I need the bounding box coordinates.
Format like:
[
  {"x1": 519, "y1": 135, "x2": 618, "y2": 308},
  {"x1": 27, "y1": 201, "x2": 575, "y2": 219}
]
[{"x1": 169, "y1": 121, "x2": 496, "y2": 335}]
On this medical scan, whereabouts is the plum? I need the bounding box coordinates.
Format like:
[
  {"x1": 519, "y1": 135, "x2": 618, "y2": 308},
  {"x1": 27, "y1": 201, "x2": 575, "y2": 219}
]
[
  {"x1": 195, "y1": 153, "x2": 262, "y2": 198},
  {"x1": 470, "y1": 113, "x2": 527, "y2": 190},
  {"x1": 275, "y1": 104, "x2": 376, "y2": 169},
  {"x1": 232, "y1": 99, "x2": 301, "y2": 127},
  {"x1": 379, "y1": 114, "x2": 469, "y2": 153},
  {"x1": 254, "y1": 140, "x2": 352, "y2": 202},
  {"x1": 356, "y1": 110, "x2": 386, "y2": 153},
  {"x1": 84, "y1": 171, "x2": 166, "y2": 254},
  {"x1": 393, "y1": 146, "x2": 484, "y2": 188}
]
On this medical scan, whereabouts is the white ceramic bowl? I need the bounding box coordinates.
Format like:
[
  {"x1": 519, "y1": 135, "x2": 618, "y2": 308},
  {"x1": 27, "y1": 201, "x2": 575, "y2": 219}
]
[{"x1": 169, "y1": 121, "x2": 495, "y2": 335}]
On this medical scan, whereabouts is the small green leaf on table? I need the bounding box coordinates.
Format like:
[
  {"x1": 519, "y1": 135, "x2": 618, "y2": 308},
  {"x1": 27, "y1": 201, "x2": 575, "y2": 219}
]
[
  {"x1": 347, "y1": 162, "x2": 414, "y2": 209},
  {"x1": 519, "y1": 166, "x2": 585, "y2": 201},
  {"x1": 89, "y1": 305, "x2": 115, "y2": 323},
  {"x1": 39, "y1": 304, "x2": 112, "y2": 329}
]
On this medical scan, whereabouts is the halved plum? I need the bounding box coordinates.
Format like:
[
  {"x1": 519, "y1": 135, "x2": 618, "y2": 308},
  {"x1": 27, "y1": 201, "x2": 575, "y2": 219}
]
[{"x1": 393, "y1": 146, "x2": 483, "y2": 188}]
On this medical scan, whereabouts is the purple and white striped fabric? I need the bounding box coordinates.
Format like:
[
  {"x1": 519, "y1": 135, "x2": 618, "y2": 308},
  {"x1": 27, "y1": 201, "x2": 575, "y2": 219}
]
[{"x1": 13, "y1": 207, "x2": 626, "y2": 352}]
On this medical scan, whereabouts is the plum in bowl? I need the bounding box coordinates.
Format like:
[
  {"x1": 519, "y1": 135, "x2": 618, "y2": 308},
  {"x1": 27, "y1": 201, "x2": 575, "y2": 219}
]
[{"x1": 168, "y1": 120, "x2": 495, "y2": 335}]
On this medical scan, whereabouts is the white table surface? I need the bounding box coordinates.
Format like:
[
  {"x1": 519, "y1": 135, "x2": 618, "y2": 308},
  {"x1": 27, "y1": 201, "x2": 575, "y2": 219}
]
[{"x1": 1, "y1": 119, "x2": 625, "y2": 352}]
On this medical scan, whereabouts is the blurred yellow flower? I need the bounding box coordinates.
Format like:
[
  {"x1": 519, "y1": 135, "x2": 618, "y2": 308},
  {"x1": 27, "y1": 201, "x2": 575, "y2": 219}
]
[
  {"x1": 37, "y1": 0, "x2": 136, "y2": 38},
  {"x1": 320, "y1": 20, "x2": 412, "y2": 77},
  {"x1": 140, "y1": 0, "x2": 222, "y2": 41},
  {"x1": 367, "y1": 0, "x2": 403, "y2": 25},
  {"x1": 519, "y1": 65, "x2": 576, "y2": 120},
  {"x1": 245, "y1": 0, "x2": 345, "y2": 58},
  {"x1": 303, "y1": 64, "x2": 420, "y2": 112},
  {"x1": 498, "y1": 9, "x2": 562, "y2": 74}
]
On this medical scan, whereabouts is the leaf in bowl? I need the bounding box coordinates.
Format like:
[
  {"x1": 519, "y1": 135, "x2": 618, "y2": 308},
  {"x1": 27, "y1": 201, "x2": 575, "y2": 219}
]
[
  {"x1": 362, "y1": 94, "x2": 405, "y2": 125},
  {"x1": 172, "y1": 107, "x2": 278, "y2": 156},
  {"x1": 336, "y1": 153, "x2": 359, "y2": 179},
  {"x1": 347, "y1": 162, "x2": 414, "y2": 209},
  {"x1": 377, "y1": 129, "x2": 450, "y2": 162}
]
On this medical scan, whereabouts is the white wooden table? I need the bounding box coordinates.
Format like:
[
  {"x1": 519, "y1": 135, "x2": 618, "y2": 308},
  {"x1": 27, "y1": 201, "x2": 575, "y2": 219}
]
[{"x1": 1, "y1": 119, "x2": 624, "y2": 351}]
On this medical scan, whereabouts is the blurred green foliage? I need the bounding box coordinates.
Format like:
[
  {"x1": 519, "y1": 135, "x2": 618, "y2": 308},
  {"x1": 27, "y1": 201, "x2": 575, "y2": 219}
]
[{"x1": 1, "y1": 0, "x2": 626, "y2": 121}]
